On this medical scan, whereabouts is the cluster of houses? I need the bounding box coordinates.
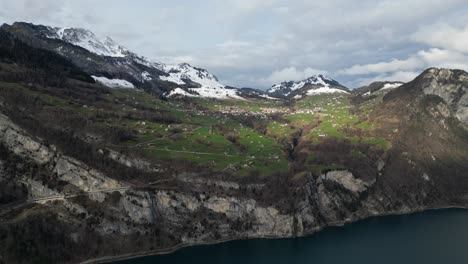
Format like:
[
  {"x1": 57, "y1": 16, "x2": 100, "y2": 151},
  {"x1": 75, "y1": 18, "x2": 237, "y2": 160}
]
[{"x1": 211, "y1": 105, "x2": 328, "y2": 117}]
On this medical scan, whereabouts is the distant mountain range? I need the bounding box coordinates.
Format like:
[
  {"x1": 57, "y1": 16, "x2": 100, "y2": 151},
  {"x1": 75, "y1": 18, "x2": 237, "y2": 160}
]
[{"x1": 1, "y1": 22, "x2": 358, "y2": 100}]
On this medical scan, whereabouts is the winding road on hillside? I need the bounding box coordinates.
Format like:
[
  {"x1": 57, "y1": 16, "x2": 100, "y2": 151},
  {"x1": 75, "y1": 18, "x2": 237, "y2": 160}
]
[{"x1": 0, "y1": 179, "x2": 174, "y2": 218}]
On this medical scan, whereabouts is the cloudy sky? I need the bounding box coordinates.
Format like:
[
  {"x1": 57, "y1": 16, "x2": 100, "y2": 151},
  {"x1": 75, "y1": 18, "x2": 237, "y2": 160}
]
[{"x1": 2, "y1": 0, "x2": 468, "y2": 89}]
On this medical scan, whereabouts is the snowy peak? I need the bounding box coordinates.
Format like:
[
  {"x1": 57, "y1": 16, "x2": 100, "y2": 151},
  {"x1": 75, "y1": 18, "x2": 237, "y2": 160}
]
[
  {"x1": 267, "y1": 75, "x2": 349, "y2": 98},
  {"x1": 47, "y1": 27, "x2": 130, "y2": 57},
  {"x1": 161, "y1": 63, "x2": 247, "y2": 99}
]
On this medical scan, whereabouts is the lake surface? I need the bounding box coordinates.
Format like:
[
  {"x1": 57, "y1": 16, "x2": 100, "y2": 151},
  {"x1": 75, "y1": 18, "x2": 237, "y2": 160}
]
[{"x1": 117, "y1": 209, "x2": 468, "y2": 264}]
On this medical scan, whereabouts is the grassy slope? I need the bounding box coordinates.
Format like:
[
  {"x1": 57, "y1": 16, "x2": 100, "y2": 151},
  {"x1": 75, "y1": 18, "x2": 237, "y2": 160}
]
[{"x1": 0, "y1": 80, "x2": 395, "y2": 180}]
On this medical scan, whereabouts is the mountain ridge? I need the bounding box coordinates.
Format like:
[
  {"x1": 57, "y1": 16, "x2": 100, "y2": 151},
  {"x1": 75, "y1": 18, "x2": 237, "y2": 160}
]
[{"x1": 1, "y1": 22, "x2": 356, "y2": 101}]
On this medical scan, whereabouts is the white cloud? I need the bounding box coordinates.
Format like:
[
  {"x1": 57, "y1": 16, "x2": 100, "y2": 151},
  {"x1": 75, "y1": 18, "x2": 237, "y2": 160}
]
[
  {"x1": 418, "y1": 48, "x2": 468, "y2": 70},
  {"x1": 1, "y1": 0, "x2": 65, "y2": 21},
  {"x1": 224, "y1": 0, "x2": 278, "y2": 12},
  {"x1": 412, "y1": 24, "x2": 468, "y2": 53},
  {"x1": 216, "y1": 40, "x2": 251, "y2": 50},
  {"x1": 159, "y1": 56, "x2": 196, "y2": 65},
  {"x1": 351, "y1": 71, "x2": 420, "y2": 87},
  {"x1": 341, "y1": 47, "x2": 468, "y2": 87},
  {"x1": 2, "y1": 1, "x2": 468, "y2": 89},
  {"x1": 340, "y1": 57, "x2": 423, "y2": 75}
]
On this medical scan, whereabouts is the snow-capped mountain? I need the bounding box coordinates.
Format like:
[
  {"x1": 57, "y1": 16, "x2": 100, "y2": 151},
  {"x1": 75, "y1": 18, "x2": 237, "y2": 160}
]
[
  {"x1": 160, "y1": 63, "x2": 242, "y2": 99},
  {"x1": 2, "y1": 22, "x2": 242, "y2": 99},
  {"x1": 43, "y1": 26, "x2": 233, "y2": 97},
  {"x1": 48, "y1": 27, "x2": 239, "y2": 98},
  {"x1": 267, "y1": 75, "x2": 349, "y2": 98}
]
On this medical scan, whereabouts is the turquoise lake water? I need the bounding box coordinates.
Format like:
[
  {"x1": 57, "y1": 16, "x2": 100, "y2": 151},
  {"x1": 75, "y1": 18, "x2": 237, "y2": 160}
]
[{"x1": 117, "y1": 209, "x2": 468, "y2": 264}]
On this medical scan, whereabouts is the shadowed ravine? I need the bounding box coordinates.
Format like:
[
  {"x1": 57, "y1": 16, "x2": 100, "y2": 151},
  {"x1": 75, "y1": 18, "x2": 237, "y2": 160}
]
[{"x1": 115, "y1": 209, "x2": 468, "y2": 264}]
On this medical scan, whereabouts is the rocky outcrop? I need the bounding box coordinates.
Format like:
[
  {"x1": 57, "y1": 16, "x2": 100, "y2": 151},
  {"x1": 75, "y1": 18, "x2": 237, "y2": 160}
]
[
  {"x1": 320, "y1": 170, "x2": 369, "y2": 193},
  {"x1": 106, "y1": 149, "x2": 162, "y2": 172},
  {"x1": 26, "y1": 179, "x2": 60, "y2": 199},
  {"x1": 0, "y1": 114, "x2": 121, "y2": 196},
  {"x1": 55, "y1": 156, "x2": 121, "y2": 194},
  {"x1": 0, "y1": 115, "x2": 55, "y2": 165}
]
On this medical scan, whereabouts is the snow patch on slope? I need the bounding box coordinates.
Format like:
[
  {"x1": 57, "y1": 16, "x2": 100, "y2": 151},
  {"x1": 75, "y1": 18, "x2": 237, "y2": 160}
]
[
  {"x1": 381, "y1": 83, "x2": 402, "y2": 90},
  {"x1": 141, "y1": 71, "x2": 152, "y2": 81},
  {"x1": 363, "y1": 82, "x2": 404, "y2": 96},
  {"x1": 306, "y1": 87, "x2": 349, "y2": 95},
  {"x1": 293, "y1": 87, "x2": 349, "y2": 99},
  {"x1": 92, "y1": 76, "x2": 135, "y2": 89},
  {"x1": 167, "y1": 87, "x2": 243, "y2": 100},
  {"x1": 189, "y1": 87, "x2": 243, "y2": 99},
  {"x1": 168, "y1": 88, "x2": 196, "y2": 97},
  {"x1": 258, "y1": 94, "x2": 279, "y2": 100}
]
